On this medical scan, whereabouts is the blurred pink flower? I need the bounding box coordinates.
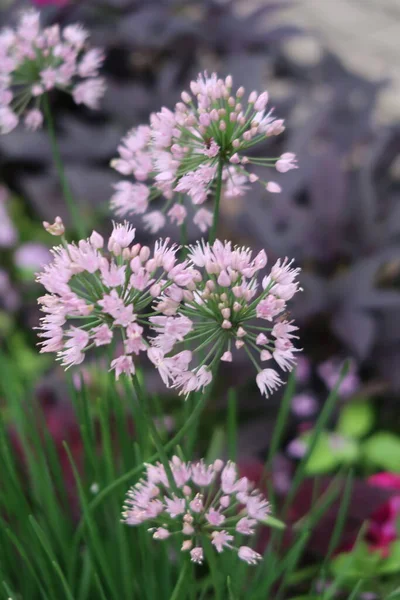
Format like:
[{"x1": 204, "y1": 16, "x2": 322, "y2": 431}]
[
  {"x1": 291, "y1": 392, "x2": 318, "y2": 417},
  {"x1": 0, "y1": 186, "x2": 17, "y2": 248},
  {"x1": 318, "y1": 358, "x2": 360, "y2": 398},
  {"x1": 14, "y1": 242, "x2": 51, "y2": 271}
]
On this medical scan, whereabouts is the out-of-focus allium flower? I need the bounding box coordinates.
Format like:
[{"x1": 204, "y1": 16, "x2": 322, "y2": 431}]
[
  {"x1": 33, "y1": 0, "x2": 69, "y2": 5},
  {"x1": 111, "y1": 72, "x2": 296, "y2": 233},
  {"x1": 0, "y1": 9, "x2": 105, "y2": 134},
  {"x1": 36, "y1": 221, "x2": 196, "y2": 378},
  {"x1": 148, "y1": 240, "x2": 301, "y2": 396},
  {"x1": 122, "y1": 457, "x2": 269, "y2": 565},
  {"x1": 0, "y1": 185, "x2": 17, "y2": 247},
  {"x1": 14, "y1": 242, "x2": 51, "y2": 271},
  {"x1": 318, "y1": 358, "x2": 360, "y2": 398},
  {"x1": 291, "y1": 393, "x2": 318, "y2": 418},
  {"x1": 0, "y1": 268, "x2": 20, "y2": 311}
]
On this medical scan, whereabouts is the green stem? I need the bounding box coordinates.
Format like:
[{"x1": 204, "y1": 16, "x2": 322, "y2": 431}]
[
  {"x1": 43, "y1": 94, "x2": 85, "y2": 239},
  {"x1": 209, "y1": 156, "x2": 224, "y2": 244},
  {"x1": 170, "y1": 561, "x2": 189, "y2": 600},
  {"x1": 130, "y1": 375, "x2": 179, "y2": 494}
]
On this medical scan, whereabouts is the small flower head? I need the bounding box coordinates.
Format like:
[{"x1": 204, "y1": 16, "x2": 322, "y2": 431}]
[
  {"x1": 43, "y1": 216, "x2": 65, "y2": 236},
  {"x1": 122, "y1": 458, "x2": 270, "y2": 565},
  {"x1": 111, "y1": 72, "x2": 295, "y2": 231},
  {"x1": 149, "y1": 240, "x2": 301, "y2": 397},
  {"x1": 0, "y1": 10, "x2": 105, "y2": 133},
  {"x1": 36, "y1": 221, "x2": 195, "y2": 376}
]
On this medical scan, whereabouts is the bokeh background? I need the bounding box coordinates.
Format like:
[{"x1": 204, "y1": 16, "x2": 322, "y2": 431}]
[{"x1": 1, "y1": 0, "x2": 400, "y2": 583}]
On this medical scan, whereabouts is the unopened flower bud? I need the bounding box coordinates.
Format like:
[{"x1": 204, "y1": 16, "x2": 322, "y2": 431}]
[
  {"x1": 183, "y1": 523, "x2": 194, "y2": 535},
  {"x1": 219, "y1": 121, "x2": 226, "y2": 131},
  {"x1": 249, "y1": 173, "x2": 259, "y2": 183},
  {"x1": 220, "y1": 495, "x2": 230, "y2": 508},
  {"x1": 150, "y1": 283, "x2": 161, "y2": 297},
  {"x1": 266, "y1": 181, "x2": 282, "y2": 193},
  {"x1": 131, "y1": 243, "x2": 141, "y2": 258},
  {"x1": 222, "y1": 320, "x2": 232, "y2": 329},
  {"x1": 90, "y1": 230, "x2": 104, "y2": 248},
  {"x1": 210, "y1": 109, "x2": 219, "y2": 121},
  {"x1": 181, "y1": 540, "x2": 193, "y2": 551},
  {"x1": 233, "y1": 302, "x2": 242, "y2": 312},
  {"x1": 230, "y1": 153, "x2": 240, "y2": 164},
  {"x1": 236, "y1": 86, "x2": 245, "y2": 98},
  {"x1": 221, "y1": 351, "x2": 232, "y2": 362},
  {"x1": 206, "y1": 279, "x2": 215, "y2": 291},
  {"x1": 228, "y1": 96, "x2": 235, "y2": 107},
  {"x1": 235, "y1": 340, "x2": 245, "y2": 349},
  {"x1": 248, "y1": 91, "x2": 257, "y2": 104},
  {"x1": 181, "y1": 91, "x2": 191, "y2": 103},
  {"x1": 225, "y1": 75, "x2": 233, "y2": 88},
  {"x1": 254, "y1": 91, "x2": 269, "y2": 112},
  {"x1": 153, "y1": 527, "x2": 170, "y2": 540},
  {"x1": 213, "y1": 459, "x2": 224, "y2": 471},
  {"x1": 232, "y1": 139, "x2": 240, "y2": 148},
  {"x1": 183, "y1": 290, "x2": 194, "y2": 302},
  {"x1": 261, "y1": 350, "x2": 272, "y2": 361},
  {"x1": 237, "y1": 327, "x2": 246, "y2": 338},
  {"x1": 217, "y1": 270, "x2": 230, "y2": 286},
  {"x1": 140, "y1": 246, "x2": 150, "y2": 262},
  {"x1": 145, "y1": 258, "x2": 157, "y2": 272},
  {"x1": 256, "y1": 333, "x2": 268, "y2": 345},
  {"x1": 221, "y1": 308, "x2": 231, "y2": 319}
]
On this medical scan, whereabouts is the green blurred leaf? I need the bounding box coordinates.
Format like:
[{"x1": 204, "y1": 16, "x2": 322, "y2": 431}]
[
  {"x1": 337, "y1": 399, "x2": 374, "y2": 439},
  {"x1": 330, "y1": 543, "x2": 381, "y2": 581},
  {"x1": 302, "y1": 432, "x2": 339, "y2": 475},
  {"x1": 302, "y1": 431, "x2": 359, "y2": 475},
  {"x1": 363, "y1": 432, "x2": 400, "y2": 472},
  {"x1": 378, "y1": 541, "x2": 400, "y2": 575}
]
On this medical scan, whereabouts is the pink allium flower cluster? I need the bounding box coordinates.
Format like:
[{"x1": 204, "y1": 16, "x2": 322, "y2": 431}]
[
  {"x1": 110, "y1": 72, "x2": 297, "y2": 233},
  {"x1": 0, "y1": 9, "x2": 105, "y2": 134},
  {"x1": 148, "y1": 240, "x2": 301, "y2": 397},
  {"x1": 122, "y1": 457, "x2": 269, "y2": 565},
  {"x1": 36, "y1": 221, "x2": 197, "y2": 378}
]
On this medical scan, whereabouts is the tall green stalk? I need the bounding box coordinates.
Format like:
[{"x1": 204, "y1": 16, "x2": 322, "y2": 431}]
[
  {"x1": 209, "y1": 156, "x2": 224, "y2": 244},
  {"x1": 43, "y1": 94, "x2": 85, "y2": 239},
  {"x1": 130, "y1": 375, "x2": 179, "y2": 493}
]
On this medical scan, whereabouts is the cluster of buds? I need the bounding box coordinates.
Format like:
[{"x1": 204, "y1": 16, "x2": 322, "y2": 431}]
[
  {"x1": 122, "y1": 457, "x2": 269, "y2": 566},
  {"x1": 110, "y1": 72, "x2": 297, "y2": 234},
  {"x1": 36, "y1": 221, "x2": 197, "y2": 378},
  {"x1": 148, "y1": 240, "x2": 301, "y2": 397},
  {"x1": 0, "y1": 9, "x2": 105, "y2": 134}
]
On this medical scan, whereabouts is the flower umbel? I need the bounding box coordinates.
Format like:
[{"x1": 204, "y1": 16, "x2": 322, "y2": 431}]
[
  {"x1": 36, "y1": 221, "x2": 195, "y2": 378},
  {"x1": 122, "y1": 457, "x2": 268, "y2": 565},
  {"x1": 149, "y1": 240, "x2": 301, "y2": 396},
  {"x1": 0, "y1": 9, "x2": 105, "y2": 133},
  {"x1": 110, "y1": 72, "x2": 296, "y2": 233}
]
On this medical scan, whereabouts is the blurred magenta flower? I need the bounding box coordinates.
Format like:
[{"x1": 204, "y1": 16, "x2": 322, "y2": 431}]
[{"x1": 367, "y1": 472, "x2": 400, "y2": 555}]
